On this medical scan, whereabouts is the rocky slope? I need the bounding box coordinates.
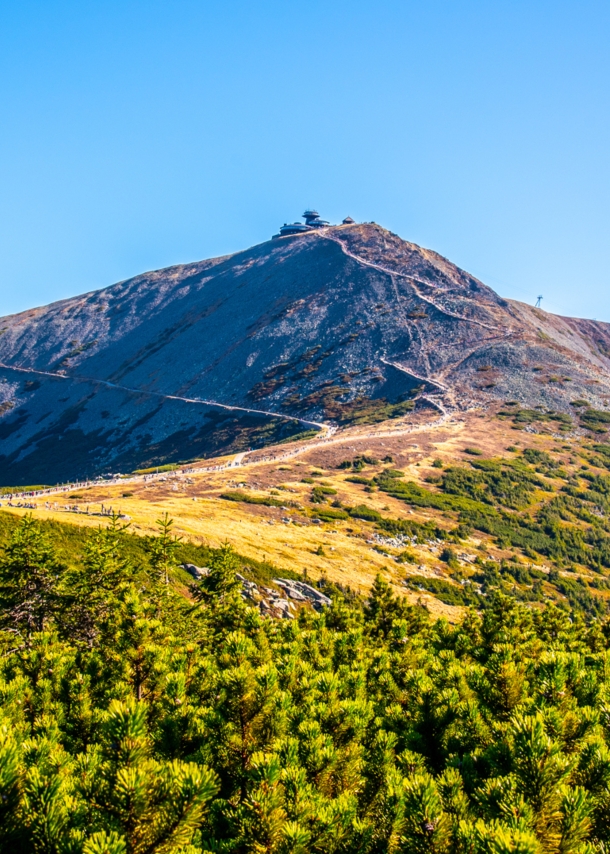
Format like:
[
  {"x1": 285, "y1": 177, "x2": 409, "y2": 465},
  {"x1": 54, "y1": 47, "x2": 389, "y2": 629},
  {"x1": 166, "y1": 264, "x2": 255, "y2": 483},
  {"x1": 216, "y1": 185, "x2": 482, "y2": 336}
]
[{"x1": 1, "y1": 222, "x2": 610, "y2": 484}]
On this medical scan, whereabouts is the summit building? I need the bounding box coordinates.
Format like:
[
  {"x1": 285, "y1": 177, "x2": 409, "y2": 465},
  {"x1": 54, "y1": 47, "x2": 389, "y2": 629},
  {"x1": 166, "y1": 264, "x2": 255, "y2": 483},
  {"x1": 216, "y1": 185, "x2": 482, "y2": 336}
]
[{"x1": 273, "y1": 210, "x2": 356, "y2": 238}]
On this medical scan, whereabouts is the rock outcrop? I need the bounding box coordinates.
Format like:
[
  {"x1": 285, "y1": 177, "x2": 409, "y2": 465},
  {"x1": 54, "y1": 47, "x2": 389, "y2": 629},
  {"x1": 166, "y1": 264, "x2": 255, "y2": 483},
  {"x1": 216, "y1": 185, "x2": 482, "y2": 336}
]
[{"x1": 239, "y1": 574, "x2": 331, "y2": 618}]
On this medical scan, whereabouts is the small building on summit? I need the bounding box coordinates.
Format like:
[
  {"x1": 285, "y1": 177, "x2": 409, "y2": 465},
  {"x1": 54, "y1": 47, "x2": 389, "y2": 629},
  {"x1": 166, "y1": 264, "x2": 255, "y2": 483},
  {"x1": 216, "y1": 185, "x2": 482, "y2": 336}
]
[
  {"x1": 274, "y1": 221, "x2": 310, "y2": 237},
  {"x1": 273, "y1": 210, "x2": 356, "y2": 238},
  {"x1": 302, "y1": 210, "x2": 329, "y2": 227}
]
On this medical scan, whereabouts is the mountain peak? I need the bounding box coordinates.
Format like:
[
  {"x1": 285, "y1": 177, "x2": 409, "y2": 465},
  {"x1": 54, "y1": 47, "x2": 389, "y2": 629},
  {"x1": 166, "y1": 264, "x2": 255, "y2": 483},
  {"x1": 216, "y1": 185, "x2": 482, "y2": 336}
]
[{"x1": 1, "y1": 221, "x2": 610, "y2": 484}]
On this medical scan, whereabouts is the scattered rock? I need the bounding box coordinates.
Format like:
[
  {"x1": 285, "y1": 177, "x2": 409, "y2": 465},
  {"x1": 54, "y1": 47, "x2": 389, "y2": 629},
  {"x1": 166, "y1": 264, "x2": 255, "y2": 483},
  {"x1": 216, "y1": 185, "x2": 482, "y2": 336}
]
[
  {"x1": 180, "y1": 563, "x2": 210, "y2": 580},
  {"x1": 273, "y1": 578, "x2": 331, "y2": 609}
]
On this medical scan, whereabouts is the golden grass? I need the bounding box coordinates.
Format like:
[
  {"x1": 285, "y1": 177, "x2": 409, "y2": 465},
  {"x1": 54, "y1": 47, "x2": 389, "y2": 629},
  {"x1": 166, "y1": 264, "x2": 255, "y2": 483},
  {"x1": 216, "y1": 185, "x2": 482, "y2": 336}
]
[{"x1": 3, "y1": 407, "x2": 583, "y2": 622}]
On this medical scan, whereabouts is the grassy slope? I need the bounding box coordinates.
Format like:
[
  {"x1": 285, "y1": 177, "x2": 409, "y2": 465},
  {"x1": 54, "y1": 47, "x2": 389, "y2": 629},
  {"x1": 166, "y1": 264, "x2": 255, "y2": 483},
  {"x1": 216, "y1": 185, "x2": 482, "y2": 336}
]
[
  {"x1": 0, "y1": 508, "x2": 300, "y2": 590},
  {"x1": 4, "y1": 403, "x2": 610, "y2": 619}
]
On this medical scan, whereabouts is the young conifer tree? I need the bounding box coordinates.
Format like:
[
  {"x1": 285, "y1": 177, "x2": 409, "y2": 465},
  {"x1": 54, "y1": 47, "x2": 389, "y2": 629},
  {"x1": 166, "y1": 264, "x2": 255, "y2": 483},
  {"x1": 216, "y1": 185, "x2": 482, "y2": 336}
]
[
  {"x1": 61, "y1": 514, "x2": 133, "y2": 648},
  {"x1": 0, "y1": 514, "x2": 64, "y2": 644},
  {"x1": 149, "y1": 513, "x2": 182, "y2": 587}
]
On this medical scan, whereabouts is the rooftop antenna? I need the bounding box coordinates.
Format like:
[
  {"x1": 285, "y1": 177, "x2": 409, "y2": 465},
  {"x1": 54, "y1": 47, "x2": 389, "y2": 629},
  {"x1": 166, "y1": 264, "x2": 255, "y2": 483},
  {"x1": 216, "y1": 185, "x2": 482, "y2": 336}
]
[{"x1": 535, "y1": 295, "x2": 543, "y2": 308}]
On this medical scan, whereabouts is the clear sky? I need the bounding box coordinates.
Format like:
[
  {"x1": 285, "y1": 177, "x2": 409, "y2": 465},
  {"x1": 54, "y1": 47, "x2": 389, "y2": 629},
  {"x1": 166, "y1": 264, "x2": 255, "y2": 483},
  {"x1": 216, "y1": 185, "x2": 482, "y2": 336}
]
[{"x1": 1, "y1": 0, "x2": 609, "y2": 320}]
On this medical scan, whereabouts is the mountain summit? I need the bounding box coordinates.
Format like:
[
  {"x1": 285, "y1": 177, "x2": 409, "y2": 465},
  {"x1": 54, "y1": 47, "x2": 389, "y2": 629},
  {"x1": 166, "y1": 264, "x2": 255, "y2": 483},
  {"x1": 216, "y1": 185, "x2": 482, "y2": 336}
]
[{"x1": 1, "y1": 220, "x2": 610, "y2": 484}]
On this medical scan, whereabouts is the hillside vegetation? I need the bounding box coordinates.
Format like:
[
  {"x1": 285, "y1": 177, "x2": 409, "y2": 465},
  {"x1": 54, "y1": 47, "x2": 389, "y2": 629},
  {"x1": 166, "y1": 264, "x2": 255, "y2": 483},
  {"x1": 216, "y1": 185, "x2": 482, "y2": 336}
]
[
  {"x1": 10, "y1": 404, "x2": 610, "y2": 618},
  {"x1": 2, "y1": 514, "x2": 610, "y2": 853}
]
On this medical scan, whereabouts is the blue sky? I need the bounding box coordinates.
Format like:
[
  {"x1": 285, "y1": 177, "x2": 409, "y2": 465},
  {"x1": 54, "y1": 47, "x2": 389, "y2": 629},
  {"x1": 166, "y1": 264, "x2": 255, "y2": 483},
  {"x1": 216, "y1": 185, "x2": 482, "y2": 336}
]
[{"x1": 1, "y1": 0, "x2": 609, "y2": 319}]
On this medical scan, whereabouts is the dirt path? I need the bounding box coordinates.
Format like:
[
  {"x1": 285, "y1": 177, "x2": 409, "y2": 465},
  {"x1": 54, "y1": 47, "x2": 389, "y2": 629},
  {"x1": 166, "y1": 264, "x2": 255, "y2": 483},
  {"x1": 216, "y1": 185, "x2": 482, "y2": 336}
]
[
  {"x1": 379, "y1": 356, "x2": 448, "y2": 392},
  {"x1": 228, "y1": 409, "x2": 458, "y2": 472},
  {"x1": 0, "y1": 361, "x2": 330, "y2": 431},
  {"x1": 5, "y1": 409, "x2": 459, "y2": 501},
  {"x1": 318, "y1": 231, "x2": 506, "y2": 333},
  {"x1": 317, "y1": 230, "x2": 518, "y2": 411}
]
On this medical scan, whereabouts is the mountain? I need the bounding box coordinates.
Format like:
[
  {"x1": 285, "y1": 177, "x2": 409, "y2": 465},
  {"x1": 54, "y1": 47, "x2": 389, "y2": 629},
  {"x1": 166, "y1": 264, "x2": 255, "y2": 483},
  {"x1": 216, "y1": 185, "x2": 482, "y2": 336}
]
[{"x1": 1, "y1": 221, "x2": 610, "y2": 485}]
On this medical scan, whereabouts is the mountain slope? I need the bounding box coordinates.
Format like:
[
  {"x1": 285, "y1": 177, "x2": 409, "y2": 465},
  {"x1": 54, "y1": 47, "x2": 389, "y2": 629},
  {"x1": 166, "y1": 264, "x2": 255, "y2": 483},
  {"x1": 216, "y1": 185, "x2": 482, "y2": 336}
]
[{"x1": 1, "y1": 222, "x2": 610, "y2": 484}]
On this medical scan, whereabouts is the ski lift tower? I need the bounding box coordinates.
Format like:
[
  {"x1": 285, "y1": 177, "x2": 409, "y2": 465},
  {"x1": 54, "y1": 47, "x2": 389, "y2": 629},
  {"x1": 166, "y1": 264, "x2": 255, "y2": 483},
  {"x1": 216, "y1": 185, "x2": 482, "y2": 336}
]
[{"x1": 535, "y1": 295, "x2": 543, "y2": 308}]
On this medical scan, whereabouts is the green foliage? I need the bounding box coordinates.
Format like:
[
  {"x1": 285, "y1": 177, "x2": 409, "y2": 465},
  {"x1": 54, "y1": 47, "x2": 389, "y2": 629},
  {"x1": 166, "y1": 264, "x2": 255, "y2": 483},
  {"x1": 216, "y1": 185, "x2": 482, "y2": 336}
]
[
  {"x1": 442, "y1": 460, "x2": 543, "y2": 510},
  {"x1": 580, "y1": 408, "x2": 610, "y2": 433},
  {"x1": 337, "y1": 397, "x2": 415, "y2": 425},
  {"x1": 133, "y1": 463, "x2": 180, "y2": 474},
  {"x1": 522, "y1": 448, "x2": 552, "y2": 466},
  {"x1": 4, "y1": 517, "x2": 610, "y2": 852},
  {"x1": 396, "y1": 549, "x2": 418, "y2": 563},
  {"x1": 376, "y1": 472, "x2": 490, "y2": 513},
  {"x1": 404, "y1": 573, "x2": 481, "y2": 606},
  {"x1": 498, "y1": 407, "x2": 573, "y2": 430},
  {"x1": 0, "y1": 510, "x2": 291, "y2": 601},
  {"x1": 313, "y1": 507, "x2": 349, "y2": 521},
  {"x1": 348, "y1": 504, "x2": 383, "y2": 522},
  {"x1": 440, "y1": 546, "x2": 460, "y2": 569},
  {"x1": 0, "y1": 515, "x2": 64, "y2": 641},
  {"x1": 310, "y1": 486, "x2": 338, "y2": 504},
  {"x1": 377, "y1": 515, "x2": 445, "y2": 542},
  {"x1": 339, "y1": 449, "x2": 610, "y2": 612},
  {"x1": 344, "y1": 455, "x2": 379, "y2": 472},
  {"x1": 149, "y1": 513, "x2": 181, "y2": 585},
  {"x1": 345, "y1": 475, "x2": 373, "y2": 485},
  {"x1": 277, "y1": 428, "x2": 319, "y2": 444},
  {"x1": 220, "y1": 490, "x2": 285, "y2": 508}
]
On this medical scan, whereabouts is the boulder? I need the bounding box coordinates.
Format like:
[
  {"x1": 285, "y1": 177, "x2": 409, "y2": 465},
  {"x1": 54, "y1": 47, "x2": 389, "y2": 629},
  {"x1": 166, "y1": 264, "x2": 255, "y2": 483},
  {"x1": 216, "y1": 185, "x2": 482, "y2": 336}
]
[
  {"x1": 180, "y1": 563, "x2": 210, "y2": 580},
  {"x1": 273, "y1": 578, "x2": 331, "y2": 608}
]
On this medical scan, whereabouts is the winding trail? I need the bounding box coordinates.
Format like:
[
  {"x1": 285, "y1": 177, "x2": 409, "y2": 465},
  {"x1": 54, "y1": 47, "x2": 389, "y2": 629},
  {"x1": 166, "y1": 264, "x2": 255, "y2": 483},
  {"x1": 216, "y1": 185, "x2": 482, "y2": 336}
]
[
  {"x1": 379, "y1": 356, "x2": 447, "y2": 392},
  {"x1": 317, "y1": 230, "x2": 517, "y2": 408},
  {"x1": 317, "y1": 231, "x2": 506, "y2": 334},
  {"x1": 4, "y1": 406, "x2": 459, "y2": 502},
  {"x1": 0, "y1": 361, "x2": 332, "y2": 433}
]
